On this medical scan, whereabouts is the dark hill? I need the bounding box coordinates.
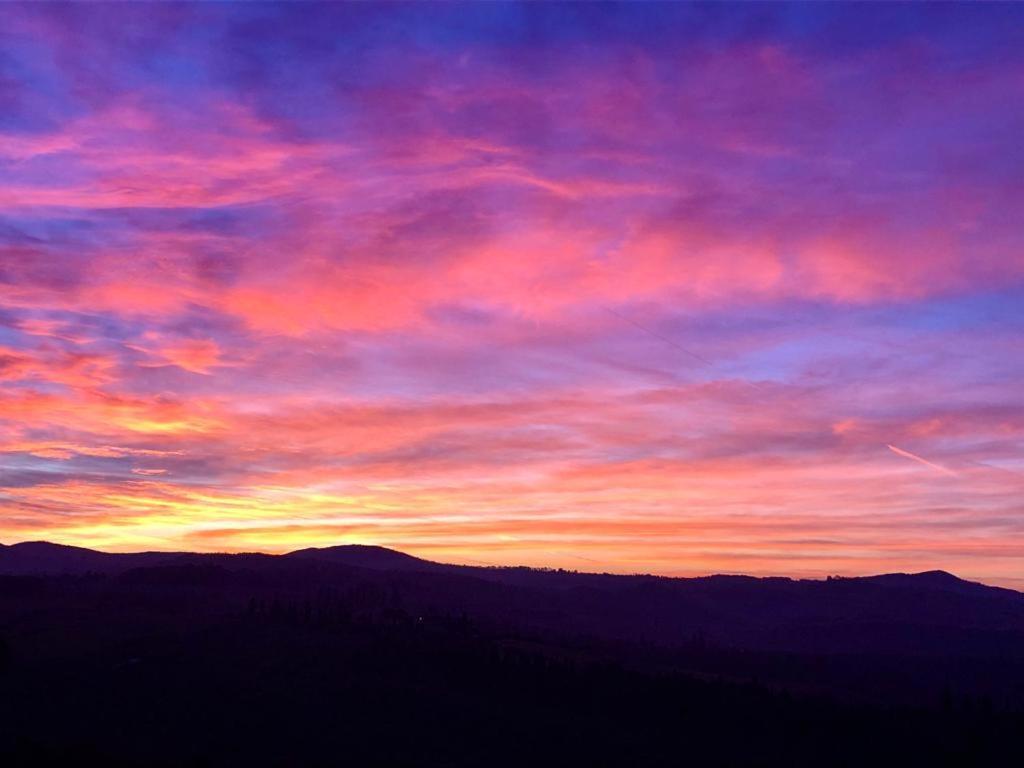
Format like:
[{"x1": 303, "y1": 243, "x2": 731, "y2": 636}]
[
  {"x1": 0, "y1": 540, "x2": 188, "y2": 575},
  {"x1": 0, "y1": 540, "x2": 125, "y2": 575},
  {"x1": 2, "y1": 540, "x2": 1022, "y2": 662},
  {"x1": 284, "y1": 544, "x2": 440, "y2": 571},
  {"x1": 1, "y1": 541, "x2": 1023, "y2": 766}
]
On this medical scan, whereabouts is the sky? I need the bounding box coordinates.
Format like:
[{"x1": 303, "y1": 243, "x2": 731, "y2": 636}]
[{"x1": 1, "y1": 3, "x2": 1023, "y2": 586}]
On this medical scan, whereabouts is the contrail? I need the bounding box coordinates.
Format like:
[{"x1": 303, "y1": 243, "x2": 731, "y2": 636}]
[
  {"x1": 886, "y1": 444, "x2": 957, "y2": 477},
  {"x1": 602, "y1": 306, "x2": 715, "y2": 366},
  {"x1": 603, "y1": 305, "x2": 767, "y2": 391}
]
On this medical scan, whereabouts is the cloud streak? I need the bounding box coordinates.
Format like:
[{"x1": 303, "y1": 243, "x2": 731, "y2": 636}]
[{"x1": 886, "y1": 444, "x2": 959, "y2": 478}]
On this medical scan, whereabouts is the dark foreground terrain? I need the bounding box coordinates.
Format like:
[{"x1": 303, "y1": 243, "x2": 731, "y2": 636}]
[{"x1": 1, "y1": 542, "x2": 1023, "y2": 766}]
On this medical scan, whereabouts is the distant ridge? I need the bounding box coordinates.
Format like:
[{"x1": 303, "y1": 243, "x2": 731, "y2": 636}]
[
  {"x1": 3, "y1": 539, "x2": 1024, "y2": 673},
  {"x1": 0, "y1": 540, "x2": 1017, "y2": 595},
  {"x1": 0, "y1": 540, "x2": 187, "y2": 576},
  {"x1": 0, "y1": 540, "x2": 121, "y2": 575},
  {"x1": 859, "y1": 569, "x2": 1021, "y2": 598},
  {"x1": 285, "y1": 544, "x2": 440, "y2": 571}
]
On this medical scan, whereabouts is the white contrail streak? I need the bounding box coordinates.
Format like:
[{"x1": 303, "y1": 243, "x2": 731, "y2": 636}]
[{"x1": 886, "y1": 444, "x2": 957, "y2": 477}]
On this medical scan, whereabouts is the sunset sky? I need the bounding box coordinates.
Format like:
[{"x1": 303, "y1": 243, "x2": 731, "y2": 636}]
[{"x1": 2, "y1": 4, "x2": 1023, "y2": 585}]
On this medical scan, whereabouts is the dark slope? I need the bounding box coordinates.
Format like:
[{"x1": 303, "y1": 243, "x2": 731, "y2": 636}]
[
  {"x1": 2, "y1": 599, "x2": 1016, "y2": 768},
  {"x1": 2, "y1": 541, "x2": 1022, "y2": 659},
  {"x1": 0, "y1": 541, "x2": 171, "y2": 575},
  {"x1": 2, "y1": 542, "x2": 1024, "y2": 766},
  {"x1": 0, "y1": 541, "x2": 284, "y2": 576}
]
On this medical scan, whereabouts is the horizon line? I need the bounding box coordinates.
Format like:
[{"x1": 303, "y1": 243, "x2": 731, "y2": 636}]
[{"x1": 4, "y1": 538, "x2": 1022, "y2": 593}]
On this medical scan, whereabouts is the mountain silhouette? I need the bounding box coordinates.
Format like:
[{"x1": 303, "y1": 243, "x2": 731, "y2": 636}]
[
  {"x1": 2, "y1": 540, "x2": 1023, "y2": 766},
  {"x1": 2, "y1": 540, "x2": 1022, "y2": 661},
  {"x1": 285, "y1": 543, "x2": 441, "y2": 571},
  {"x1": 0, "y1": 540, "x2": 184, "y2": 575}
]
